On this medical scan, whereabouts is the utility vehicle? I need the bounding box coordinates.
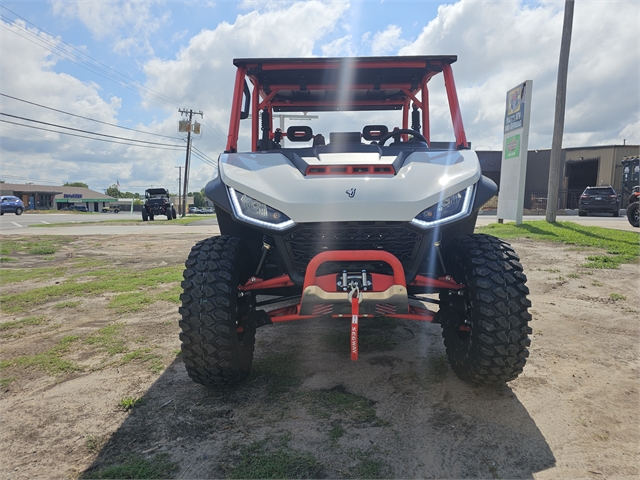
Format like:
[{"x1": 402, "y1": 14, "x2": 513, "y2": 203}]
[
  {"x1": 142, "y1": 188, "x2": 176, "y2": 221},
  {"x1": 626, "y1": 186, "x2": 639, "y2": 227},
  {"x1": 179, "y1": 56, "x2": 532, "y2": 387}
]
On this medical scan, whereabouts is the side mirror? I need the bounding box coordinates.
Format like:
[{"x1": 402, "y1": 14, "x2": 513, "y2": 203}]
[{"x1": 240, "y1": 80, "x2": 251, "y2": 120}]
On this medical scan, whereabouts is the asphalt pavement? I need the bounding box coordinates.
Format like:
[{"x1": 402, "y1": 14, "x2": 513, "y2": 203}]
[{"x1": 0, "y1": 212, "x2": 637, "y2": 235}]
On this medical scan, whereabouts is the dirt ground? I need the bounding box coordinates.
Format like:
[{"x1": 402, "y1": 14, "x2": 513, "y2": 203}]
[{"x1": 1, "y1": 234, "x2": 638, "y2": 479}]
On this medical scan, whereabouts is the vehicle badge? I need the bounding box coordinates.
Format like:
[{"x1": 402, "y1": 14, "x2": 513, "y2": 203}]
[{"x1": 346, "y1": 188, "x2": 356, "y2": 198}]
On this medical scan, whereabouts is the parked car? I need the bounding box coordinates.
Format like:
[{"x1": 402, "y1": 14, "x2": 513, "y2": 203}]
[
  {"x1": 102, "y1": 205, "x2": 120, "y2": 213},
  {"x1": 0, "y1": 196, "x2": 25, "y2": 215},
  {"x1": 578, "y1": 186, "x2": 620, "y2": 217},
  {"x1": 63, "y1": 205, "x2": 89, "y2": 212}
]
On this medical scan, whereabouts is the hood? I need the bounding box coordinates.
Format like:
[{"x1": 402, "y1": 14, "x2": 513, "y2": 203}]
[{"x1": 219, "y1": 149, "x2": 481, "y2": 223}]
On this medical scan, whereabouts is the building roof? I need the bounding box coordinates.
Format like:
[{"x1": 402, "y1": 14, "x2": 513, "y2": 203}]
[{"x1": 0, "y1": 183, "x2": 116, "y2": 202}]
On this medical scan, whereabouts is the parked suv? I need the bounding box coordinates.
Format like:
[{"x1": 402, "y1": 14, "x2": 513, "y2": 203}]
[
  {"x1": 0, "y1": 196, "x2": 25, "y2": 215},
  {"x1": 142, "y1": 188, "x2": 176, "y2": 221},
  {"x1": 578, "y1": 186, "x2": 619, "y2": 217},
  {"x1": 102, "y1": 204, "x2": 120, "y2": 213},
  {"x1": 178, "y1": 56, "x2": 532, "y2": 388}
]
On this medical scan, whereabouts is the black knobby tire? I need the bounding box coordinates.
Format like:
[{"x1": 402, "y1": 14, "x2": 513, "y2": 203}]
[
  {"x1": 172, "y1": 207, "x2": 177, "y2": 219},
  {"x1": 167, "y1": 209, "x2": 173, "y2": 220},
  {"x1": 179, "y1": 236, "x2": 256, "y2": 386},
  {"x1": 142, "y1": 209, "x2": 148, "y2": 221},
  {"x1": 149, "y1": 212, "x2": 154, "y2": 221},
  {"x1": 627, "y1": 202, "x2": 639, "y2": 227},
  {"x1": 439, "y1": 234, "x2": 532, "y2": 385}
]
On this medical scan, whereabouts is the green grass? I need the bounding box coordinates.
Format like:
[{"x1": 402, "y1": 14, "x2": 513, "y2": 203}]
[
  {"x1": 328, "y1": 424, "x2": 346, "y2": 443},
  {"x1": 81, "y1": 453, "x2": 177, "y2": 479},
  {"x1": 107, "y1": 292, "x2": 155, "y2": 313},
  {"x1": 229, "y1": 437, "x2": 322, "y2": 479},
  {"x1": 157, "y1": 285, "x2": 182, "y2": 304},
  {"x1": 84, "y1": 324, "x2": 126, "y2": 355},
  {"x1": 55, "y1": 300, "x2": 81, "y2": 309},
  {"x1": 0, "y1": 237, "x2": 73, "y2": 256},
  {"x1": 352, "y1": 457, "x2": 387, "y2": 479},
  {"x1": 251, "y1": 352, "x2": 302, "y2": 396},
  {"x1": 479, "y1": 220, "x2": 640, "y2": 269},
  {"x1": 118, "y1": 396, "x2": 144, "y2": 410},
  {"x1": 1, "y1": 264, "x2": 182, "y2": 314},
  {"x1": 0, "y1": 257, "x2": 18, "y2": 262},
  {"x1": 121, "y1": 348, "x2": 164, "y2": 373},
  {"x1": 0, "y1": 265, "x2": 67, "y2": 286},
  {"x1": 609, "y1": 293, "x2": 627, "y2": 301},
  {"x1": 306, "y1": 386, "x2": 380, "y2": 424},
  {"x1": 0, "y1": 315, "x2": 48, "y2": 331},
  {"x1": 0, "y1": 335, "x2": 81, "y2": 374},
  {"x1": 1, "y1": 377, "x2": 16, "y2": 388}
]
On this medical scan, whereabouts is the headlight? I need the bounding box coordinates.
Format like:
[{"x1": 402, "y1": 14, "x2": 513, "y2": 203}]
[
  {"x1": 411, "y1": 185, "x2": 474, "y2": 228},
  {"x1": 228, "y1": 187, "x2": 295, "y2": 230}
]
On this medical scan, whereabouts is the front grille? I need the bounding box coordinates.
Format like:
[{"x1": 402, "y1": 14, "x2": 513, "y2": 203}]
[{"x1": 283, "y1": 222, "x2": 423, "y2": 275}]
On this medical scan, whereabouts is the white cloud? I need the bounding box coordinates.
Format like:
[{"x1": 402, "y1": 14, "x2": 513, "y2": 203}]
[
  {"x1": 50, "y1": 0, "x2": 168, "y2": 55},
  {"x1": 370, "y1": 25, "x2": 408, "y2": 56},
  {"x1": 399, "y1": 0, "x2": 639, "y2": 149},
  {"x1": 0, "y1": 19, "x2": 176, "y2": 190},
  {"x1": 321, "y1": 35, "x2": 355, "y2": 56},
  {"x1": 142, "y1": 1, "x2": 348, "y2": 163}
]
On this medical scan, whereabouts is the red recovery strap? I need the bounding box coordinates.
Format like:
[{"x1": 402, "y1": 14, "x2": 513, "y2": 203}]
[
  {"x1": 351, "y1": 294, "x2": 359, "y2": 361},
  {"x1": 348, "y1": 284, "x2": 362, "y2": 361}
]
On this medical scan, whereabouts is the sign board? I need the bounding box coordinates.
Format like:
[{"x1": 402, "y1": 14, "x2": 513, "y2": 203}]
[
  {"x1": 497, "y1": 80, "x2": 533, "y2": 225},
  {"x1": 64, "y1": 193, "x2": 83, "y2": 198}
]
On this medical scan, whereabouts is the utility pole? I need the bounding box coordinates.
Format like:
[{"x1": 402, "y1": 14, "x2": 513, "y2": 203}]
[
  {"x1": 546, "y1": 0, "x2": 575, "y2": 223},
  {"x1": 175, "y1": 166, "x2": 182, "y2": 216},
  {"x1": 178, "y1": 108, "x2": 203, "y2": 217}
]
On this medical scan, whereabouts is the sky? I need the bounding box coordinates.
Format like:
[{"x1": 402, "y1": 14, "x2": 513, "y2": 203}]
[{"x1": 0, "y1": 0, "x2": 638, "y2": 196}]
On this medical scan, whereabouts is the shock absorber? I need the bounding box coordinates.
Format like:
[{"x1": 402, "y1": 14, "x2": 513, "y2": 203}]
[{"x1": 254, "y1": 235, "x2": 274, "y2": 277}]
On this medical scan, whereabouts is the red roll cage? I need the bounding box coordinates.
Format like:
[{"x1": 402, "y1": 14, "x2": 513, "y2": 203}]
[{"x1": 225, "y1": 56, "x2": 469, "y2": 153}]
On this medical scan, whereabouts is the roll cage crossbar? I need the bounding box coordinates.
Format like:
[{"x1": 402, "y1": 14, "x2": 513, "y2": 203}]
[{"x1": 225, "y1": 56, "x2": 469, "y2": 153}]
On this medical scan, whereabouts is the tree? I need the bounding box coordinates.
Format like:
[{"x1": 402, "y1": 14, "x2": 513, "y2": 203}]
[
  {"x1": 64, "y1": 182, "x2": 89, "y2": 188},
  {"x1": 189, "y1": 190, "x2": 206, "y2": 208},
  {"x1": 106, "y1": 185, "x2": 121, "y2": 198}
]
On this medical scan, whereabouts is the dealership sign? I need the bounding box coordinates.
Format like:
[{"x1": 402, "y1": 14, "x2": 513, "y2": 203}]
[
  {"x1": 64, "y1": 194, "x2": 83, "y2": 198},
  {"x1": 497, "y1": 80, "x2": 533, "y2": 225}
]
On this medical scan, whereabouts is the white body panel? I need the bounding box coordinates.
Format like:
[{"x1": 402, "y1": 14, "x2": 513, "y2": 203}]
[{"x1": 219, "y1": 150, "x2": 481, "y2": 223}]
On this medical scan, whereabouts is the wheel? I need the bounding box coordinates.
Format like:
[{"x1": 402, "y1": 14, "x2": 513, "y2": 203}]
[
  {"x1": 149, "y1": 212, "x2": 154, "y2": 221},
  {"x1": 627, "y1": 202, "x2": 639, "y2": 227},
  {"x1": 167, "y1": 210, "x2": 173, "y2": 220},
  {"x1": 612, "y1": 209, "x2": 619, "y2": 217},
  {"x1": 578, "y1": 210, "x2": 586, "y2": 217},
  {"x1": 142, "y1": 209, "x2": 148, "y2": 221},
  {"x1": 172, "y1": 207, "x2": 177, "y2": 219},
  {"x1": 438, "y1": 234, "x2": 532, "y2": 385},
  {"x1": 179, "y1": 236, "x2": 256, "y2": 386},
  {"x1": 377, "y1": 128, "x2": 427, "y2": 146},
  {"x1": 15, "y1": 207, "x2": 23, "y2": 215}
]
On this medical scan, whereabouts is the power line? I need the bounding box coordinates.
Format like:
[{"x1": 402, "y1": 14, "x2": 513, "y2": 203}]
[
  {"x1": 1, "y1": 7, "x2": 232, "y2": 147},
  {"x1": 0, "y1": 119, "x2": 183, "y2": 150},
  {"x1": 191, "y1": 145, "x2": 217, "y2": 164},
  {"x1": 0, "y1": 7, "x2": 180, "y2": 108},
  {"x1": 1, "y1": 113, "x2": 183, "y2": 147},
  {"x1": 1, "y1": 93, "x2": 182, "y2": 140}
]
